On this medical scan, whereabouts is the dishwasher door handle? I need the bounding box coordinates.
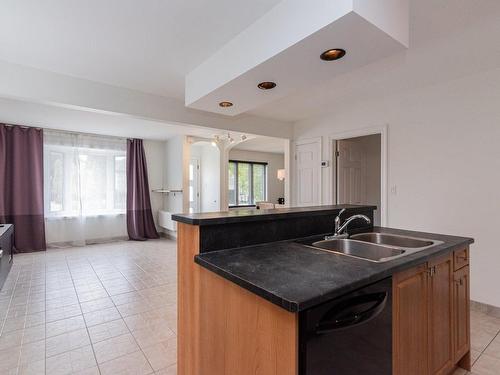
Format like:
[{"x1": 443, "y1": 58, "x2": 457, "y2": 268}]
[{"x1": 315, "y1": 292, "x2": 388, "y2": 334}]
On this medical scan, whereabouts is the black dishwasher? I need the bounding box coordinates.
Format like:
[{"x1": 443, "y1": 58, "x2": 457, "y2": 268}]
[{"x1": 299, "y1": 277, "x2": 392, "y2": 375}]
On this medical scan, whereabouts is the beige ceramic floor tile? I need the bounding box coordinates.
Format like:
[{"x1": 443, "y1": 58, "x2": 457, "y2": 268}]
[
  {"x1": 22, "y1": 324, "x2": 46, "y2": 344},
  {"x1": 471, "y1": 328, "x2": 498, "y2": 353},
  {"x1": 46, "y1": 315, "x2": 86, "y2": 338},
  {"x1": 80, "y1": 297, "x2": 114, "y2": 314},
  {"x1": 87, "y1": 319, "x2": 129, "y2": 344},
  {"x1": 141, "y1": 337, "x2": 177, "y2": 371},
  {"x1": 131, "y1": 324, "x2": 175, "y2": 349},
  {"x1": 92, "y1": 332, "x2": 139, "y2": 364},
  {"x1": 472, "y1": 353, "x2": 500, "y2": 375},
  {"x1": 19, "y1": 339, "x2": 45, "y2": 364},
  {"x1": 471, "y1": 349, "x2": 482, "y2": 364},
  {"x1": 0, "y1": 329, "x2": 24, "y2": 350},
  {"x1": 483, "y1": 333, "x2": 500, "y2": 360},
  {"x1": 46, "y1": 328, "x2": 91, "y2": 358},
  {"x1": 17, "y1": 358, "x2": 45, "y2": 375},
  {"x1": 73, "y1": 365, "x2": 100, "y2": 375},
  {"x1": 46, "y1": 345, "x2": 97, "y2": 375},
  {"x1": 155, "y1": 363, "x2": 177, "y2": 375},
  {"x1": 99, "y1": 350, "x2": 154, "y2": 375},
  {"x1": 83, "y1": 306, "x2": 121, "y2": 327},
  {"x1": 0, "y1": 345, "x2": 22, "y2": 373},
  {"x1": 45, "y1": 303, "x2": 82, "y2": 323}
]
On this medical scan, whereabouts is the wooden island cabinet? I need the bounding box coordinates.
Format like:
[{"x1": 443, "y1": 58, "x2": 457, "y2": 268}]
[{"x1": 393, "y1": 248, "x2": 471, "y2": 375}]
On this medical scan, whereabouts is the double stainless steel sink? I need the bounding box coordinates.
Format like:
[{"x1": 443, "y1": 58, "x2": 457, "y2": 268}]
[{"x1": 302, "y1": 232, "x2": 443, "y2": 263}]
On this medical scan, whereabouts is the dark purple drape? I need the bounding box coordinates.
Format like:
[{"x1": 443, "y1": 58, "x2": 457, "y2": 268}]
[
  {"x1": 0, "y1": 124, "x2": 46, "y2": 252},
  {"x1": 126, "y1": 139, "x2": 159, "y2": 241}
]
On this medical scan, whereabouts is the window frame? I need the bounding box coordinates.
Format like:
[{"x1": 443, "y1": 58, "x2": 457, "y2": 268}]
[{"x1": 228, "y1": 159, "x2": 268, "y2": 208}]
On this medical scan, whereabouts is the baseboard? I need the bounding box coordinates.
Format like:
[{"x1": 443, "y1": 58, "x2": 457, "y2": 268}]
[
  {"x1": 47, "y1": 236, "x2": 128, "y2": 248},
  {"x1": 471, "y1": 300, "x2": 500, "y2": 318},
  {"x1": 160, "y1": 229, "x2": 177, "y2": 240}
]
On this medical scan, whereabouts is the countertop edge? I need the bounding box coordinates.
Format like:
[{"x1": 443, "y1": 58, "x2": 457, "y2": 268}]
[{"x1": 172, "y1": 205, "x2": 376, "y2": 226}]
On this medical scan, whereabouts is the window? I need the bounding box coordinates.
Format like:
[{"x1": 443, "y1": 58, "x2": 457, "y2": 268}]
[
  {"x1": 44, "y1": 134, "x2": 127, "y2": 217},
  {"x1": 228, "y1": 160, "x2": 267, "y2": 207}
]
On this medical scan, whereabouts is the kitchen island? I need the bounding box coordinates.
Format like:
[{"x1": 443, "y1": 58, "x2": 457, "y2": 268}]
[{"x1": 172, "y1": 205, "x2": 473, "y2": 375}]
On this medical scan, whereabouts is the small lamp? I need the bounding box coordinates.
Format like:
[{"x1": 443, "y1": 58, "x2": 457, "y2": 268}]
[{"x1": 277, "y1": 169, "x2": 285, "y2": 181}]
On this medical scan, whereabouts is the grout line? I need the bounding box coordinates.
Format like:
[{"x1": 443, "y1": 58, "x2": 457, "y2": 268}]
[{"x1": 477, "y1": 328, "x2": 500, "y2": 359}]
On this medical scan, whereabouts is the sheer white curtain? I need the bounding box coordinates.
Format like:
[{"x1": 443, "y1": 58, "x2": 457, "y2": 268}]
[{"x1": 44, "y1": 130, "x2": 127, "y2": 246}]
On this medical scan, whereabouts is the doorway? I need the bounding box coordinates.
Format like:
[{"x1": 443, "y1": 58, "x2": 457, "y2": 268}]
[
  {"x1": 188, "y1": 141, "x2": 220, "y2": 213},
  {"x1": 294, "y1": 138, "x2": 321, "y2": 207},
  {"x1": 188, "y1": 158, "x2": 200, "y2": 213},
  {"x1": 335, "y1": 134, "x2": 382, "y2": 225}
]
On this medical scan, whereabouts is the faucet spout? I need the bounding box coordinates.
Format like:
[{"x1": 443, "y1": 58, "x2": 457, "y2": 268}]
[{"x1": 329, "y1": 213, "x2": 371, "y2": 239}]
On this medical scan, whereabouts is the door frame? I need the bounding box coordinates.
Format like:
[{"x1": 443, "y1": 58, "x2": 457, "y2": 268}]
[
  {"x1": 328, "y1": 125, "x2": 388, "y2": 226},
  {"x1": 188, "y1": 157, "x2": 201, "y2": 213},
  {"x1": 293, "y1": 137, "x2": 322, "y2": 207}
]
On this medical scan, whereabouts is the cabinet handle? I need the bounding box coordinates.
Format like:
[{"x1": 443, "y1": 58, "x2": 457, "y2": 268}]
[
  {"x1": 458, "y1": 255, "x2": 468, "y2": 261},
  {"x1": 427, "y1": 266, "x2": 436, "y2": 277}
]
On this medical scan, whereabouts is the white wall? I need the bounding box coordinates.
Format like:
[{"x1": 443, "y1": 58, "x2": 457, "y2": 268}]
[
  {"x1": 229, "y1": 149, "x2": 285, "y2": 204},
  {"x1": 293, "y1": 65, "x2": 500, "y2": 307},
  {"x1": 191, "y1": 143, "x2": 220, "y2": 212}
]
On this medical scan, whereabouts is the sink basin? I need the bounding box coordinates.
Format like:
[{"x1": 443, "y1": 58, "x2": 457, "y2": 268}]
[
  {"x1": 311, "y1": 239, "x2": 405, "y2": 262},
  {"x1": 350, "y1": 233, "x2": 434, "y2": 248},
  {"x1": 299, "y1": 231, "x2": 443, "y2": 263}
]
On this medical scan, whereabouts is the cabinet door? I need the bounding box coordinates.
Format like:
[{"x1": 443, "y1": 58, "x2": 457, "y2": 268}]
[
  {"x1": 428, "y1": 254, "x2": 454, "y2": 375},
  {"x1": 454, "y1": 266, "x2": 470, "y2": 363},
  {"x1": 393, "y1": 264, "x2": 429, "y2": 375}
]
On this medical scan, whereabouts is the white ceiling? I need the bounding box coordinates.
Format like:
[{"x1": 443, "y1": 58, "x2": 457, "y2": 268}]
[
  {"x1": 247, "y1": 0, "x2": 500, "y2": 121},
  {"x1": 186, "y1": 0, "x2": 409, "y2": 116},
  {"x1": 1, "y1": 0, "x2": 500, "y2": 124},
  {"x1": 233, "y1": 137, "x2": 285, "y2": 154},
  {"x1": 0, "y1": 0, "x2": 280, "y2": 99}
]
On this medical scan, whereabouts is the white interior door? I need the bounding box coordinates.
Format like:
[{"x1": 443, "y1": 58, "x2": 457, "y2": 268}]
[
  {"x1": 188, "y1": 158, "x2": 200, "y2": 213},
  {"x1": 295, "y1": 139, "x2": 321, "y2": 206},
  {"x1": 337, "y1": 139, "x2": 367, "y2": 205}
]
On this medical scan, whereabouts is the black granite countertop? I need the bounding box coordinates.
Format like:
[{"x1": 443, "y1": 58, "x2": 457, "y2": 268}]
[
  {"x1": 172, "y1": 204, "x2": 376, "y2": 226},
  {"x1": 195, "y1": 227, "x2": 474, "y2": 312}
]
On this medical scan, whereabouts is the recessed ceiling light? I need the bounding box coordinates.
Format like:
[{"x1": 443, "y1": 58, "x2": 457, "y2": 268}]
[
  {"x1": 257, "y1": 81, "x2": 277, "y2": 90},
  {"x1": 320, "y1": 48, "x2": 346, "y2": 61},
  {"x1": 219, "y1": 101, "x2": 233, "y2": 108}
]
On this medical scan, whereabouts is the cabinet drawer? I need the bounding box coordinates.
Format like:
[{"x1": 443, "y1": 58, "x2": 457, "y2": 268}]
[{"x1": 454, "y1": 248, "x2": 469, "y2": 271}]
